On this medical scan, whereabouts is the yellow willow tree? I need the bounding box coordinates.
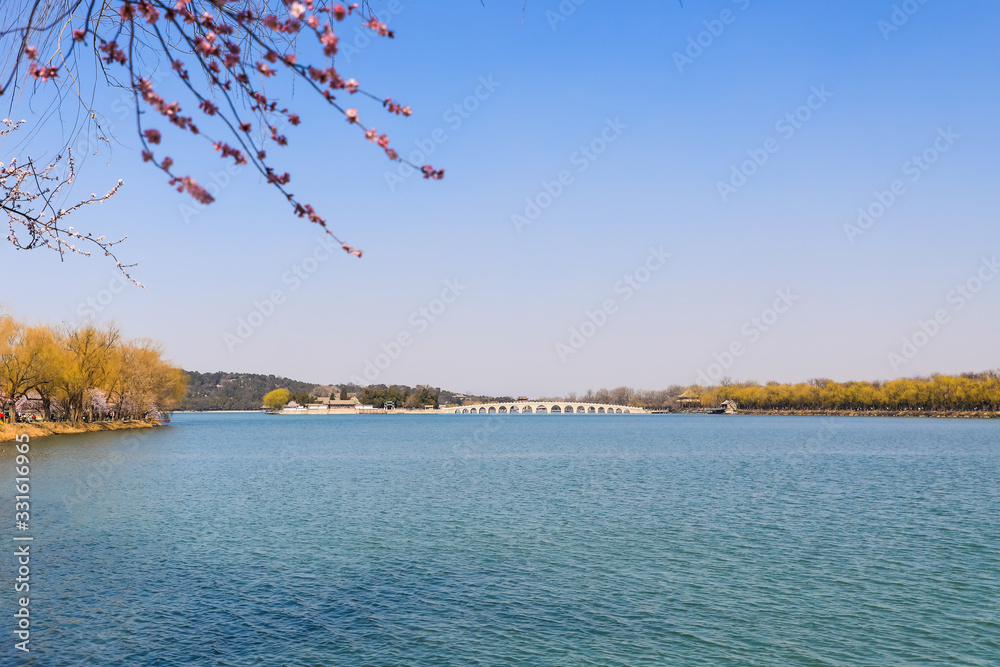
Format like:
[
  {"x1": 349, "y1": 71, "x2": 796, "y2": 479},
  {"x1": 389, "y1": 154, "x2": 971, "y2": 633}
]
[
  {"x1": 0, "y1": 316, "x2": 60, "y2": 423},
  {"x1": 54, "y1": 323, "x2": 121, "y2": 421},
  {"x1": 108, "y1": 338, "x2": 187, "y2": 419}
]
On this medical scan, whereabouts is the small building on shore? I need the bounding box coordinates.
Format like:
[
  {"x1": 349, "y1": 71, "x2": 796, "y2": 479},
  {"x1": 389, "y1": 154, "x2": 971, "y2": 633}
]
[
  {"x1": 272, "y1": 397, "x2": 362, "y2": 414},
  {"x1": 677, "y1": 389, "x2": 702, "y2": 409}
]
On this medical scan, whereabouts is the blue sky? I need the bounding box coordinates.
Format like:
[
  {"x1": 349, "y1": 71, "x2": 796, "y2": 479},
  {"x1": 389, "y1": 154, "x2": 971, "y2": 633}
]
[{"x1": 2, "y1": 0, "x2": 999, "y2": 396}]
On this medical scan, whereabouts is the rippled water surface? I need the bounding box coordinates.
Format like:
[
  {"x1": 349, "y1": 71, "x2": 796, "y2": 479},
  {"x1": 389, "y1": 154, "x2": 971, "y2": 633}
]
[{"x1": 2, "y1": 413, "x2": 999, "y2": 665}]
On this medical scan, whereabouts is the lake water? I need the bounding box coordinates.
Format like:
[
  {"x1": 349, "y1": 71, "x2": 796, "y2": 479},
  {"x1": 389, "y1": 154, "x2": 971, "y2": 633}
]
[{"x1": 2, "y1": 413, "x2": 999, "y2": 665}]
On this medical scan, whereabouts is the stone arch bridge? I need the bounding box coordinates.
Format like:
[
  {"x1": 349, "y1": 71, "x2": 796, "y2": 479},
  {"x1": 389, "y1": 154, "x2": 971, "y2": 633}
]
[{"x1": 452, "y1": 402, "x2": 645, "y2": 415}]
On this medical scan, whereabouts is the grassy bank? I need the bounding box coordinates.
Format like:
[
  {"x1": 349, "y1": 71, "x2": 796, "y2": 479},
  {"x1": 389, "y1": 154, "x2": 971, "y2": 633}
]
[{"x1": 0, "y1": 420, "x2": 157, "y2": 442}]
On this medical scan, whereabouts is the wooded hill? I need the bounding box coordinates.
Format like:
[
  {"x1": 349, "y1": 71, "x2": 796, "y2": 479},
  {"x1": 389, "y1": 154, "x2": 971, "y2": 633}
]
[
  {"x1": 180, "y1": 372, "x2": 499, "y2": 411},
  {"x1": 181, "y1": 371, "x2": 319, "y2": 411}
]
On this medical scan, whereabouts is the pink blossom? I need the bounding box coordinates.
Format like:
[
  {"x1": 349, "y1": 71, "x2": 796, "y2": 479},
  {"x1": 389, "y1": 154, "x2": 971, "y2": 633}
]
[
  {"x1": 138, "y1": 3, "x2": 160, "y2": 23},
  {"x1": 345, "y1": 78, "x2": 359, "y2": 93},
  {"x1": 28, "y1": 63, "x2": 59, "y2": 81},
  {"x1": 144, "y1": 128, "x2": 162, "y2": 144},
  {"x1": 366, "y1": 17, "x2": 392, "y2": 37},
  {"x1": 421, "y1": 165, "x2": 444, "y2": 180},
  {"x1": 345, "y1": 108, "x2": 358, "y2": 123},
  {"x1": 289, "y1": 2, "x2": 305, "y2": 18},
  {"x1": 197, "y1": 36, "x2": 219, "y2": 57},
  {"x1": 99, "y1": 41, "x2": 127, "y2": 64},
  {"x1": 333, "y1": 4, "x2": 347, "y2": 20},
  {"x1": 24, "y1": 46, "x2": 37, "y2": 60},
  {"x1": 177, "y1": 176, "x2": 214, "y2": 204},
  {"x1": 320, "y1": 27, "x2": 339, "y2": 56},
  {"x1": 72, "y1": 29, "x2": 86, "y2": 42}
]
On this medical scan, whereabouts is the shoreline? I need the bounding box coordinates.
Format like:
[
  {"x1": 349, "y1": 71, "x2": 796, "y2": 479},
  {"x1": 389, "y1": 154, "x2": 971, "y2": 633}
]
[{"x1": 0, "y1": 420, "x2": 157, "y2": 443}]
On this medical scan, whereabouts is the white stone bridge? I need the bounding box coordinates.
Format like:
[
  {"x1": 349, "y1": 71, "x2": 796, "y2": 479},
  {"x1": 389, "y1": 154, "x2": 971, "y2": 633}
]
[{"x1": 451, "y1": 402, "x2": 645, "y2": 414}]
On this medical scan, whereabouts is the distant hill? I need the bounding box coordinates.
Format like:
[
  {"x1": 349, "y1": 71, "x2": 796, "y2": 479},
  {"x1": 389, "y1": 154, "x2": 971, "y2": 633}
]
[
  {"x1": 179, "y1": 371, "x2": 501, "y2": 411},
  {"x1": 180, "y1": 371, "x2": 320, "y2": 411}
]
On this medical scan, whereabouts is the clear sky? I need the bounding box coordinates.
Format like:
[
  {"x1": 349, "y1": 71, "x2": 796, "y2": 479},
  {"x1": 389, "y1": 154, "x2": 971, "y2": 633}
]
[{"x1": 2, "y1": 0, "x2": 999, "y2": 397}]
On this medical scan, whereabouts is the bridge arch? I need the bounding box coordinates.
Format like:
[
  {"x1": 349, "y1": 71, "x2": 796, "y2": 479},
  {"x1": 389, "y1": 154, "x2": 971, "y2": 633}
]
[{"x1": 453, "y1": 402, "x2": 641, "y2": 415}]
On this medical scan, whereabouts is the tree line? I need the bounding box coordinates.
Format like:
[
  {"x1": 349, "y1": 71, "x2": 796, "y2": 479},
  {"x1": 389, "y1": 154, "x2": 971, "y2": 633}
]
[
  {"x1": 697, "y1": 373, "x2": 1000, "y2": 412},
  {"x1": 551, "y1": 387, "x2": 684, "y2": 410},
  {"x1": 0, "y1": 315, "x2": 187, "y2": 423},
  {"x1": 546, "y1": 373, "x2": 1000, "y2": 413},
  {"x1": 264, "y1": 384, "x2": 442, "y2": 410},
  {"x1": 259, "y1": 383, "x2": 511, "y2": 411},
  {"x1": 252, "y1": 373, "x2": 1000, "y2": 415}
]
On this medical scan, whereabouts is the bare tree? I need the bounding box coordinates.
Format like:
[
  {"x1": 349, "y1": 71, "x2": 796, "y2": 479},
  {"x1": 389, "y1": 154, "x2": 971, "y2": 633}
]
[{"x1": 1, "y1": 1, "x2": 443, "y2": 276}]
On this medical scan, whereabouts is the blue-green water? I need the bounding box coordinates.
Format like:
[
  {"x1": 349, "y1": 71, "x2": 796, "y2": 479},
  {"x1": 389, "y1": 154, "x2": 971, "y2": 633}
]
[{"x1": 2, "y1": 413, "x2": 999, "y2": 665}]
